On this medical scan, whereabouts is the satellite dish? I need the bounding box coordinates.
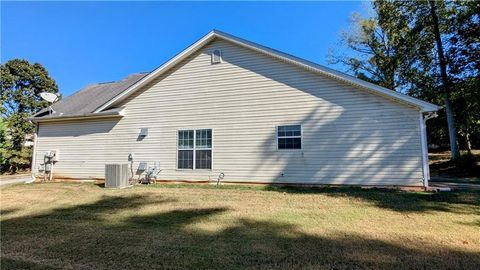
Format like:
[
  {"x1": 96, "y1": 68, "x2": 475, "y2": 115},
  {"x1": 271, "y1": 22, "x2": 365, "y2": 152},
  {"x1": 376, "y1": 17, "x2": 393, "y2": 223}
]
[
  {"x1": 39, "y1": 92, "x2": 59, "y2": 115},
  {"x1": 40, "y1": 92, "x2": 59, "y2": 103}
]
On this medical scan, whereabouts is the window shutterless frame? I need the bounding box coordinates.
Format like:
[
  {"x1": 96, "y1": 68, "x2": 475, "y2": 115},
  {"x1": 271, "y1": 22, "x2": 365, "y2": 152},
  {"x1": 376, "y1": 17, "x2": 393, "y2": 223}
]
[
  {"x1": 177, "y1": 130, "x2": 194, "y2": 169},
  {"x1": 276, "y1": 124, "x2": 302, "y2": 150},
  {"x1": 176, "y1": 128, "x2": 213, "y2": 170}
]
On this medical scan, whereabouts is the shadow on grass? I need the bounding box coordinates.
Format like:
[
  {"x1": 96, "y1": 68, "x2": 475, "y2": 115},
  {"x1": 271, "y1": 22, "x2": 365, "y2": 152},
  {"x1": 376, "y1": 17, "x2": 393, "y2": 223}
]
[
  {"x1": 1, "y1": 258, "x2": 62, "y2": 270},
  {"x1": 125, "y1": 207, "x2": 228, "y2": 229},
  {"x1": 0, "y1": 207, "x2": 19, "y2": 216},
  {"x1": 1, "y1": 193, "x2": 480, "y2": 269},
  {"x1": 260, "y1": 185, "x2": 480, "y2": 213},
  {"x1": 458, "y1": 220, "x2": 480, "y2": 228},
  {"x1": 33, "y1": 194, "x2": 178, "y2": 222},
  {"x1": 154, "y1": 183, "x2": 480, "y2": 213}
]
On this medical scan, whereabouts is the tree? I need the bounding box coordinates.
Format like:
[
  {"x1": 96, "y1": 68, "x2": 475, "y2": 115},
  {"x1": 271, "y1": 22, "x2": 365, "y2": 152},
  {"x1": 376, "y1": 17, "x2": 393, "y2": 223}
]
[
  {"x1": 330, "y1": 0, "x2": 475, "y2": 160},
  {"x1": 0, "y1": 59, "x2": 59, "y2": 173},
  {"x1": 428, "y1": 0, "x2": 460, "y2": 160},
  {"x1": 329, "y1": 1, "x2": 435, "y2": 93},
  {"x1": 0, "y1": 118, "x2": 10, "y2": 170},
  {"x1": 446, "y1": 1, "x2": 480, "y2": 153}
]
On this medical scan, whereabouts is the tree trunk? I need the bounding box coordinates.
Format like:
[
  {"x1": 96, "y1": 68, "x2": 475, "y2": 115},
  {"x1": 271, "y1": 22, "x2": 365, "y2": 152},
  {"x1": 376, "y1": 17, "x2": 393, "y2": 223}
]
[
  {"x1": 465, "y1": 132, "x2": 472, "y2": 154},
  {"x1": 429, "y1": 0, "x2": 460, "y2": 161}
]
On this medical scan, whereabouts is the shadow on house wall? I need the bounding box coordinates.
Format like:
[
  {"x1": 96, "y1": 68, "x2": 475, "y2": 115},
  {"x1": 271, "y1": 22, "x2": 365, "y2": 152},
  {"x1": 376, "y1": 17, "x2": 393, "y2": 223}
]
[
  {"x1": 112, "y1": 39, "x2": 424, "y2": 184},
  {"x1": 218, "y1": 41, "x2": 423, "y2": 185},
  {"x1": 36, "y1": 39, "x2": 423, "y2": 184},
  {"x1": 37, "y1": 118, "x2": 120, "y2": 137}
]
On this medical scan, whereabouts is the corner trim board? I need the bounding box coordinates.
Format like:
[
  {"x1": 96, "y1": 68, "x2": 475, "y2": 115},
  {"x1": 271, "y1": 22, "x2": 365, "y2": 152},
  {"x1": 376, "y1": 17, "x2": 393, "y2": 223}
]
[{"x1": 29, "y1": 123, "x2": 39, "y2": 182}]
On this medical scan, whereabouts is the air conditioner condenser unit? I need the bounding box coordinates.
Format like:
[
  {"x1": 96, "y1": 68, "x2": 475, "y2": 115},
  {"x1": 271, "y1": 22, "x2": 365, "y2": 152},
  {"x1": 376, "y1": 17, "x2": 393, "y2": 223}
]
[{"x1": 105, "y1": 164, "x2": 130, "y2": 188}]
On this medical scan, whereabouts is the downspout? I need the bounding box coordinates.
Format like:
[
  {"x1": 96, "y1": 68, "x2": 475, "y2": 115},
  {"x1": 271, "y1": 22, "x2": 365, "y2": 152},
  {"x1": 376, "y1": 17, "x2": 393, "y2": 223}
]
[
  {"x1": 26, "y1": 122, "x2": 39, "y2": 183},
  {"x1": 419, "y1": 111, "x2": 438, "y2": 189}
]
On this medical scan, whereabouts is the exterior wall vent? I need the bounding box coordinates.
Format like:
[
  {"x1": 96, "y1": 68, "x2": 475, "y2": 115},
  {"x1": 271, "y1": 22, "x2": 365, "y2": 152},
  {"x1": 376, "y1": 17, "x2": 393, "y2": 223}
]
[
  {"x1": 139, "y1": 128, "x2": 148, "y2": 137},
  {"x1": 211, "y1": 49, "x2": 222, "y2": 64}
]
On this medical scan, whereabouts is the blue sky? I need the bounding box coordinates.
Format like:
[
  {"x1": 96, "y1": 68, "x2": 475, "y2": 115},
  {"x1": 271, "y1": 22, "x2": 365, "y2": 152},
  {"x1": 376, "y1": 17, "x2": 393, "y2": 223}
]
[{"x1": 2, "y1": 1, "x2": 367, "y2": 97}]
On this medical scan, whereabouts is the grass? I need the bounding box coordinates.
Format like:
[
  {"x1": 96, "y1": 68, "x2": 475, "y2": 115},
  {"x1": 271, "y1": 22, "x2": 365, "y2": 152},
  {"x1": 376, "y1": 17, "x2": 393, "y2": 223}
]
[
  {"x1": 1, "y1": 183, "x2": 480, "y2": 269},
  {"x1": 429, "y1": 150, "x2": 480, "y2": 184}
]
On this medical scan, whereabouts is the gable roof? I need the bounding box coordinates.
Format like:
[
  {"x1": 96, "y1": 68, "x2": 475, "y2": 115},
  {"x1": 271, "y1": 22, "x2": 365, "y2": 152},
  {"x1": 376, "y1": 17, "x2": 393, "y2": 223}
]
[
  {"x1": 93, "y1": 30, "x2": 439, "y2": 113},
  {"x1": 31, "y1": 73, "x2": 148, "y2": 121},
  {"x1": 32, "y1": 29, "x2": 439, "y2": 122}
]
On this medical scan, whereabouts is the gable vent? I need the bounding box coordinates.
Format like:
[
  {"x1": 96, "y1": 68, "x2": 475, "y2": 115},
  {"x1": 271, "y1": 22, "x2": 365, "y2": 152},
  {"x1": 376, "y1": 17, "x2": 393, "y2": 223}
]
[{"x1": 211, "y1": 49, "x2": 222, "y2": 64}]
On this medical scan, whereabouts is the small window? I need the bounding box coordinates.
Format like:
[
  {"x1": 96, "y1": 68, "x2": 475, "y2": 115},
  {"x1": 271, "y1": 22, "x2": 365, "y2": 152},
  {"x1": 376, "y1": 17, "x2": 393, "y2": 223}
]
[
  {"x1": 211, "y1": 49, "x2": 222, "y2": 64},
  {"x1": 178, "y1": 129, "x2": 212, "y2": 169},
  {"x1": 277, "y1": 125, "x2": 302, "y2": 150}
]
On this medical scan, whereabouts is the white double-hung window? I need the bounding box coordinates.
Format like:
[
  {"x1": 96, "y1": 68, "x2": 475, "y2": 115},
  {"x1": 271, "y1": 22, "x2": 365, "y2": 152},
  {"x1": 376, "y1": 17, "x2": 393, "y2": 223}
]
[
  {"x1": 277, "y1": 125, "x2": 302, "y2": 150},
  {"x1": 178, "y1": 129, "x2": 212, "y2": 169}
]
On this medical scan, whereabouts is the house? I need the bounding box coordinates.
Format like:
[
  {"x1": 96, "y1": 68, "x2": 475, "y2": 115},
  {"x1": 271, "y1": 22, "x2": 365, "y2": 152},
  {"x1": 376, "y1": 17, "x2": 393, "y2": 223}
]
[{"x1": 30, "y1": 30, "x2": 439, "y2": 187}]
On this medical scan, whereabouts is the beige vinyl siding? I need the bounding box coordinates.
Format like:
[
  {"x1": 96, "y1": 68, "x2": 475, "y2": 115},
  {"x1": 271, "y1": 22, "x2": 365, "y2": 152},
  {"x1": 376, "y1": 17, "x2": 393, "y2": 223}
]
[{"x1": 34, "y1": 39, "x2": 424, "y2": 186}]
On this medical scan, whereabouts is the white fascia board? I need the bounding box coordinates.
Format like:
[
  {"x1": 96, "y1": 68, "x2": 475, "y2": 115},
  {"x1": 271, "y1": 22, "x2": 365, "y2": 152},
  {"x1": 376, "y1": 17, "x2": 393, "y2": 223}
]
[
  {"x1": 93, "y1": 31, "x2": 217, "y2": 113},
  {"x1": 31, "y1": 108, "x2": 125, "y2": 123},
  {"x1": 95, "y1": 29, "x2": 439, "y2": 113},
  {"x1": 213, "y1": 30, "x2": 439, "y2": 112}
]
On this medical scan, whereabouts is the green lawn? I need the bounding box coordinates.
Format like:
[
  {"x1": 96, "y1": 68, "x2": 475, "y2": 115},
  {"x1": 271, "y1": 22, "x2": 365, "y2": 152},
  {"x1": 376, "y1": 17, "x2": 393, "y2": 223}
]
[{"x1": 1, "y1": 183, "x2": 479, "y2": 269}]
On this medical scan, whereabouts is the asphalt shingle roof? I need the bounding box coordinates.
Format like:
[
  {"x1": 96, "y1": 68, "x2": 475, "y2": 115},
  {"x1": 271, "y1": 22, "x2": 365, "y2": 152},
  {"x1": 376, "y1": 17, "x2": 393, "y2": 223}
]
[{"x1": 34, "y1": 72, "x2": 148, "y2": 119}]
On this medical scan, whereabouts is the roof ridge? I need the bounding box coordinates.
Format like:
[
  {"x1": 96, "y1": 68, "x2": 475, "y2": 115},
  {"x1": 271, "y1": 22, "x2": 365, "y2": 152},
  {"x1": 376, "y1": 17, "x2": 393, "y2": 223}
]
[
  {"x1": 31, "y1": 72, "x2": 150, "y2": 120},
  {"x1": 97, "y1": 81, "x2": 116, "y2": 85},
  {"x1": 88, "y1": 72, "x2": 150, "y2": 86}
]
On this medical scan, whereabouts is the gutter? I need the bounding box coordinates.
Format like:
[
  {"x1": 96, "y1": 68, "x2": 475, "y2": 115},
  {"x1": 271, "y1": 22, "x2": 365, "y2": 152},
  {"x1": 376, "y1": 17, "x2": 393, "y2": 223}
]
[
  {"x1": 419, "y1": 111, "x2": 438, "y2": 188},
  {"x1": 29, "y1": 108, "x2": 125, "y2": 123}
]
